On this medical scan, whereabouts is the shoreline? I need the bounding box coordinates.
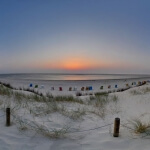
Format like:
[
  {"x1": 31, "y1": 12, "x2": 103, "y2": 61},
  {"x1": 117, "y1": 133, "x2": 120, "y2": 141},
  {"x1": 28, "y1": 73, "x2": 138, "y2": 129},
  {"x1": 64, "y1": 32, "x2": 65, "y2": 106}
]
[
  {"x1": 15, "y1": 76, "x2": 150, "y2": 82},
  {"x1": 0, "y1": 73, "x2": 150, "y2": 82}
]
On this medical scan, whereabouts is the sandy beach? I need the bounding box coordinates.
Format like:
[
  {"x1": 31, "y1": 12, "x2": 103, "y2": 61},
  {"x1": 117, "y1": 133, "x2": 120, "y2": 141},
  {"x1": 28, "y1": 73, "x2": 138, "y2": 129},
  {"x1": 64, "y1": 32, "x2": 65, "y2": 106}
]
[
  {"x1": 0, "y1": 76, "x2": 149, "y2": 96},
  {"x1": 0, "y1": 77, "x2": 150, "y2": 150}
]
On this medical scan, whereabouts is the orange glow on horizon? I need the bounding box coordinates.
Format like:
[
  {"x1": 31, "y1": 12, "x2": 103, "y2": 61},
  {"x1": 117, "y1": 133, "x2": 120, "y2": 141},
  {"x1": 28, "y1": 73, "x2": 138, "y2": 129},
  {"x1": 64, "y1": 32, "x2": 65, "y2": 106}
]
[
  {"x1": 61, "y1": 58, "x2": 93, "y2": 70},
  {"x1": 41, "y1": 57, "x2": 101, "y2": 70},
  {"x1": 34, "y1": 57, "x2": 127, "y2": 71}
]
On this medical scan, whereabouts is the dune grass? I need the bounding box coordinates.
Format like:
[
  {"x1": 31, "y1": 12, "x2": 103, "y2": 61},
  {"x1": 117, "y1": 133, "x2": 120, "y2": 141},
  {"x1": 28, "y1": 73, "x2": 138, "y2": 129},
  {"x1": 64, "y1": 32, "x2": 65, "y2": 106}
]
[
  {"x1": 109, "y1": 95, "x2": 118, "y2": 103},
  {"x1": 53, "y1": 95, "x2": 84, "y2": 104},
  {"x1": 129, "y1": 118, "x2": 150, "y2": 134},
  {"x1": 0, "y1": 82, "x2": 14, "y2": 89},
  {"x1": 13, "y1": 114, "x2": 69, "y2": 138},
  {"x1": 130, "y1": 87, "x2": 150, "y2": 95},
  {"x1": 130, "y1": 89, "x2": 142, "y2": 95},
  {"x1": 0, "y1": 82, "x2": 121, "y2": 138},
  {"x1": 87, "y1": 93, "x2": 119, "y2": 118},
  {"x1": 0, "y1": 85, "x2": 13, "y2": 97},
  {"x1": 142, "y1": 87, "x2": 150, "y2": 94},
  {"x1": 62, "y1": 107, "x2": 86, "y2": 120},
  {"x1": 94, "y1": 92, "x2": 108, "y2": 97}
]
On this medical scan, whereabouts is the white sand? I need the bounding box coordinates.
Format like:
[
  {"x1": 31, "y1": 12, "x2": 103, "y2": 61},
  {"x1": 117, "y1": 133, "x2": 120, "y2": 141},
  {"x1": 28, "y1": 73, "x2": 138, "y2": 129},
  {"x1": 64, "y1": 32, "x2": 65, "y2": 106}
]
[
  {"x1": 0, "y1": 77, "x2": 149, "y2": 96},
  {"x1": 0, "y1": 77, "x2": 150, "y2": 150}
]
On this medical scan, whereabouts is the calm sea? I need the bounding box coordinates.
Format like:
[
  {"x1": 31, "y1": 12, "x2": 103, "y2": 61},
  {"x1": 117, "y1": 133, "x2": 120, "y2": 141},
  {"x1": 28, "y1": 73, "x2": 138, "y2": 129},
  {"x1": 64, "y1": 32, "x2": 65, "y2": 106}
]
[{"x1": 0, "y1": 74, "x2": 149, "y2": 81}]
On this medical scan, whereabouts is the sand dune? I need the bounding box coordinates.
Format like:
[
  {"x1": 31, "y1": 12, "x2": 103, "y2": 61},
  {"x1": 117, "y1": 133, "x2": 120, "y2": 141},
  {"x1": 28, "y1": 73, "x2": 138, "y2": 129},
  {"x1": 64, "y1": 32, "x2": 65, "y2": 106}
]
[{"x1": 0, "y1": 77, "x2": 150, "y2": 150}]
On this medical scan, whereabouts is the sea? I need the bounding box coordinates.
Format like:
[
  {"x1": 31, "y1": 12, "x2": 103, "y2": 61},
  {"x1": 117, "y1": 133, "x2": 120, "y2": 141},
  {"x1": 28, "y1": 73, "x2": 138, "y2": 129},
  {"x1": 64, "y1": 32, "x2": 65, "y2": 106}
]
[{"x1": 0, "y1": 73, "x2": 149, "y2": 81}]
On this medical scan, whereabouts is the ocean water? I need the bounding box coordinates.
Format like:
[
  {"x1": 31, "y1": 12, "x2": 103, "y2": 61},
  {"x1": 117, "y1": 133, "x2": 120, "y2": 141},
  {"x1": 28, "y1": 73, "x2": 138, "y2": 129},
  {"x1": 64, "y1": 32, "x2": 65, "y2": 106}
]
[{"x1": 0, "y1": 73, "x2": 149, "y2": 81}]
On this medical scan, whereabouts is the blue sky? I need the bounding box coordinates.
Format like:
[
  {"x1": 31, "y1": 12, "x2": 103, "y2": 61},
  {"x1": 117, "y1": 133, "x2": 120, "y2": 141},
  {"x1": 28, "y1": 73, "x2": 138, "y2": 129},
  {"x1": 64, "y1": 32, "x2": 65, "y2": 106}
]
[{"x1": 0, "y1": 0, "x2": 150, "y2": 74}]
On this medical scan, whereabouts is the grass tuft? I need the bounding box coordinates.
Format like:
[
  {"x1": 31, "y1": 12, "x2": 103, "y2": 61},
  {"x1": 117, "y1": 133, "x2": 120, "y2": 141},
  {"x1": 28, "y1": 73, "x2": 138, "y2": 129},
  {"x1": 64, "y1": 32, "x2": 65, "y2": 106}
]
[
  {"x1": 130, "y1": 90, "x2": 142, "y2": 95},
  {"x1": 142, "y1": 87, "x2": 150, "y2": 94},
  {"x1": 54, "y1": 96, "x2": 84, "y2": 104},
  {"x1": 110, "y1": 95, "x2": 118, "y2": 103},
  {"x1": 129, "y1": 118, "x2": 150, "y2": 134},
  {"x1": 94, "y1": 92, "x2": 108, "y2": 97}
]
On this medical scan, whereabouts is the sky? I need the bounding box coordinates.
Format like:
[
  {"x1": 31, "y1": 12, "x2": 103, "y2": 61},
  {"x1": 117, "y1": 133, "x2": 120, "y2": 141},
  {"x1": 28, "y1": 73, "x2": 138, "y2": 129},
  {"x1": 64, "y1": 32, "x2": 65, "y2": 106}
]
[{"x1": 0, "y1": 0, "x2": 150, "y2": 74}]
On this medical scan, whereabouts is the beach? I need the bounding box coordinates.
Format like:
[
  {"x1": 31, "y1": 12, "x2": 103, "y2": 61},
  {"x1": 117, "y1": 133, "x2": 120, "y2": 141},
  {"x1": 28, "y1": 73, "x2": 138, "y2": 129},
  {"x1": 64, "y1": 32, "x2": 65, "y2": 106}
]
[
  {"x1": 0, "y1": 76, "x2": 150, "y2": 150},
  {"x1": 0, "y1": 75, "x2": 149, "y2": 96}
]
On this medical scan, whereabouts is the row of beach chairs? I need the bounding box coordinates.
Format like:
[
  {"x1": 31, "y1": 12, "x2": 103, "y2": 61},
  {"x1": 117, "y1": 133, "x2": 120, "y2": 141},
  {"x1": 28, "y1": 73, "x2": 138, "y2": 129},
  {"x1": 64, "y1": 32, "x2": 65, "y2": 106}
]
[
  {"x1": 29, "y1": 84, "x2": 93, "y2": 91},
  {"x1": 29, "y1": 81, "x2": 147, "y2": 91}
]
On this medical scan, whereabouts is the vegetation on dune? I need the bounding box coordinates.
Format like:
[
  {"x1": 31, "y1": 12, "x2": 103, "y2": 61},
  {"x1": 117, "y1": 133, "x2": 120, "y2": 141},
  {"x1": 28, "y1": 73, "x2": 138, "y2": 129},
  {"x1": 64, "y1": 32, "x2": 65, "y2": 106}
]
[
  {"x1": 129, "y1": 118, "x2": 150, "y2": 134},
  {"x1": 87, "y1": 92, "x2": 119, "y2": 118},
  {"x1": 0, "y1": 85, "x2": 13, "y2": 97},
  {"x1": 94, "y1": 92, "x2": 108, "y2": 97},
  {"x1": 130, "y1": 87, "x2": 150, "y2": 95},
  {"x1": 130, "y1": 90, "x2": 142, "y2": 95},
  {"x1": 142, "y1": 87, "x2": 150, "y2": 94},
  {"x1": 0, "y1": 81, "x2": 14, "y2": 89},
  {"x1": 1, "y1": 81, "x2": 150, "y2": 139},
  {"x1": 0, "y1": 82, "x2": 120, "y2": 138},
  {"x1": 53, "y1": 95, "x2": 84, "y2": 104}
]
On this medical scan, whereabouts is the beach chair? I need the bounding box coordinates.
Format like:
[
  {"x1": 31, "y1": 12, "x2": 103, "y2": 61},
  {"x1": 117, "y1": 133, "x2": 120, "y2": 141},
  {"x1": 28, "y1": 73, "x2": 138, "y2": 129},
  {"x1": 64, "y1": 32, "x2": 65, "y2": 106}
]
[
  {"x1": 51, "y1": 87, "x2": 54, "y2": 90},
  {"x1": 35, "y1": 85, "x2": 38, "y2": 88},
  {"x1": 108, "y1": 85, "x2": 111, "y2": 89},
  {"x1": 59, "y1": 87, "x2": 62, "y2": 91},
  {"x1": 89, "y1": 86, "x2": 93, "y2": 90},
  {"x1": 86, "y1": 86, "x2": 89, "y2": 91},
  {"x1": 29, "y1": 83, "x2": 33, "y2": 87},
  {"x1": 142, "y1": 81, "x2": 146, "y2": 84},
  {"x1": 69, "y1": 87, "x2": 72, "y2": 91},
  {"x1": 100, "y1": 86, "x2": 103, "y2": 90},
  {"x1": 115, "y1": 85, "x2": 117, "y2": 88},
  {"x1": 81, "y1": 87, "x2": 84, "y2": 91}
]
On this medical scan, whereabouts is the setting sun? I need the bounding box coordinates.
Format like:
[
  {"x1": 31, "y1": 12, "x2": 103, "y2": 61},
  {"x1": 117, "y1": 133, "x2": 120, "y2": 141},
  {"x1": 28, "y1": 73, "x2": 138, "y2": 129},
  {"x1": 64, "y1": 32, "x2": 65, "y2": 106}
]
[{"x1": 61, "y1": 58, "x2": 91, "y2": 70}]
